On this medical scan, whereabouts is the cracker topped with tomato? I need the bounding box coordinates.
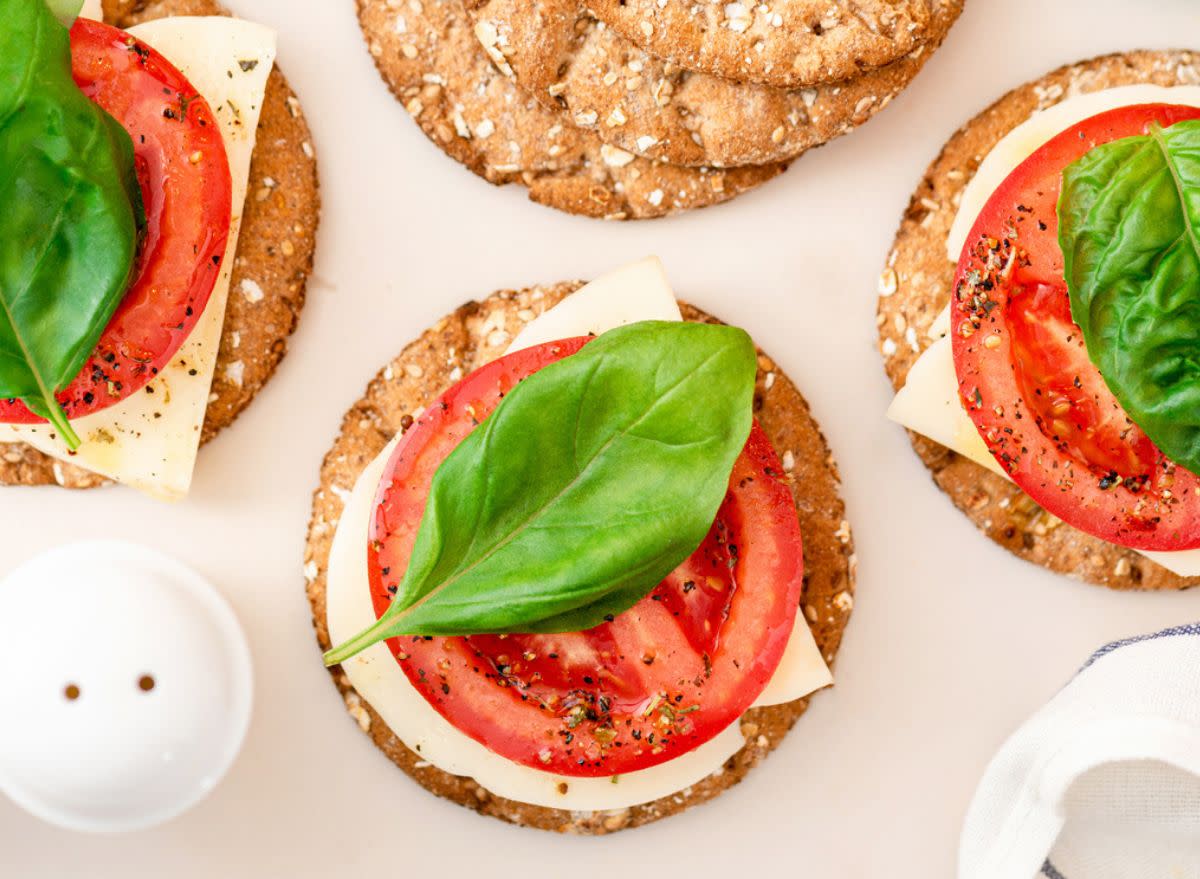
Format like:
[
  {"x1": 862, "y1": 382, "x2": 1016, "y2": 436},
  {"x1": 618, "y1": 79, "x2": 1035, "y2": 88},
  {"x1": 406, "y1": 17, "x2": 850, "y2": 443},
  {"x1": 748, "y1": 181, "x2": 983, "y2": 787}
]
[
  {"x1": 881, "y1": 52, "x2": 1200, "y2": 589},
  {"x1": 0, "y1": 0, "x2": 318, "y2": 499},
  {"x1": 305, "y1": 263, "x2": 856, "y2": 832}
]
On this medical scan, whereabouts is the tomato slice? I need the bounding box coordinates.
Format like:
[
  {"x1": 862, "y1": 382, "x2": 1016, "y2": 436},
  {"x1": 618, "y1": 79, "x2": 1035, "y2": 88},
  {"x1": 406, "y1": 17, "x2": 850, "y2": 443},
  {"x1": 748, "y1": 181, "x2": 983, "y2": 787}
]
[
  {"x1": 952, "y1": 103, "x2": 1200, "y2": 551},
  {"x1": 0, "y1": 20, "x2": 231, "y2": 425},
  {"x1": 367, "y1": 338, "x2": 804, "y2": 776}
]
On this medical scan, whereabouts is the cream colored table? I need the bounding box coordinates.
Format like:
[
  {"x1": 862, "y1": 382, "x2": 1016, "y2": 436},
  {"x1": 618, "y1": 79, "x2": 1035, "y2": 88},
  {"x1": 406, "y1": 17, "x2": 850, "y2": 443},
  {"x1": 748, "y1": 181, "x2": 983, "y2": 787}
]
[{"x1": 4, "y1": 0, "x2": 1200, "y2": 874}]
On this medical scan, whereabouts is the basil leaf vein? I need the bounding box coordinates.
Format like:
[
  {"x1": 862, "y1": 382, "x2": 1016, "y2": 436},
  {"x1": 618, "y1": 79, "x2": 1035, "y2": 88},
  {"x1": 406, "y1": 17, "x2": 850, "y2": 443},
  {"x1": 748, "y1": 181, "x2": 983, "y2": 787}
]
[
  {"x1": 325, "y1": 321, "x2": 757, "y2": 663},
  {"x1": 1059, "y1": 118, "x2": 1200, "y2": 474},
  {"x1": 0, "y1": 0, "x2": 145, "y2": 446}
]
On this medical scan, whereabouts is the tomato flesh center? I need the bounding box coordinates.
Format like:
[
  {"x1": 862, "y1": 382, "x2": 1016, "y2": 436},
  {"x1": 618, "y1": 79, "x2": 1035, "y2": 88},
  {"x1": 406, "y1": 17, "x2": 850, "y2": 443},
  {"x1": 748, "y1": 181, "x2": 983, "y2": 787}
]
[
  {"x1": 1007, "y1": 280, "x2": 1159, "y2": 481},
  {"x1": 367, "y1": 338, "x2": 804, "y2": 776},
  {"x1": 460, "y1": 490, "x2": 744, "y2": 721},
  {"x1": 652, "y1": 490, "x2": 742, "y2": 657}
]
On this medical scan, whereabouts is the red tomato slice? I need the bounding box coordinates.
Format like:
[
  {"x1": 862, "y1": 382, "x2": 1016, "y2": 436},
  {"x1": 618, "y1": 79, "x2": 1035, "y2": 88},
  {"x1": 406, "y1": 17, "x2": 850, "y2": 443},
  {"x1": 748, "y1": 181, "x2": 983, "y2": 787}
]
[
  {"x1": 367, "y1": 338, "x2": 804, "y2": 776},
  {"x1": 952, "y1": 103, "x2": 1200, "y2": 551},
  {"x1": 0, "y1": 20, "x2": 231, "y2": 425}
]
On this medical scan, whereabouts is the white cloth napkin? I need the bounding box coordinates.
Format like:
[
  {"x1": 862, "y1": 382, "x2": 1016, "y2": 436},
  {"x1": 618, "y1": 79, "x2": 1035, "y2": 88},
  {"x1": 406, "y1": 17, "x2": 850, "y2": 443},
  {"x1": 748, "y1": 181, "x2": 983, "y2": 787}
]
[{"x1": 959, "y1": 623, "x2": 1200, "y2": 879}]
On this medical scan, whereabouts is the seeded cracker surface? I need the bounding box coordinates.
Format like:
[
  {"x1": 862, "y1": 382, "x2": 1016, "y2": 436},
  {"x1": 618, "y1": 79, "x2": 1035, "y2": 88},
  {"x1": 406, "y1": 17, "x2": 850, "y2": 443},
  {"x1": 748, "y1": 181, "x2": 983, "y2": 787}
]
[
  {"x1": 878, "y1": 50, "x2": 1200, "y2": 591},
  {"x1": 590, "y1": 0, "x2": 932, "y2": 91},
  {"x1": 0, "y1": 0, "x2": 319, "y2": 490},
  {"x1": 464, "y1": 0, "x2": 960, "y2": 168},
  {"x1": 357, "y1": 0, "x2": 785, "y2": 218},
  {"x1": 305, "y1": 285, "x2": 856, "y2": 832}
]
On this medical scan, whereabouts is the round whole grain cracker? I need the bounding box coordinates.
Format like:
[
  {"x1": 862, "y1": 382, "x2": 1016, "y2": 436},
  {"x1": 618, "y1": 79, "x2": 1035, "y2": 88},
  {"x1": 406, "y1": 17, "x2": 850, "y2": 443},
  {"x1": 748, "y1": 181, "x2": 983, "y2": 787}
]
[
  {"x1": 0, "y1": 0, "x2": 319, "y2": 490},
  {"x1": 305, "y1": 283, "x2": 856, "y2": 832},
  {"x1": 589, "y1": 0, "x2": 932, "y2": 91},
  {"x1": 878, "y1": 50, "x2": 1200, "y2": 591},
  {"x1": 465, "y1": 0, "x2": 960, "y2": 168},
  {"x1": 357, "y1": 0, "x2": 784, "y2": 218}
]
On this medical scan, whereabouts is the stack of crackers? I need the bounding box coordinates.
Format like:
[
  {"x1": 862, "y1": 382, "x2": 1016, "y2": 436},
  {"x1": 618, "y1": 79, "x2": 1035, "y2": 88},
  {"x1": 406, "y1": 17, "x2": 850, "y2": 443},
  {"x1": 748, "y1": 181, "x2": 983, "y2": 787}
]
[{"x1": 357, "y1": 0, "x2": 963, "y2": 220}]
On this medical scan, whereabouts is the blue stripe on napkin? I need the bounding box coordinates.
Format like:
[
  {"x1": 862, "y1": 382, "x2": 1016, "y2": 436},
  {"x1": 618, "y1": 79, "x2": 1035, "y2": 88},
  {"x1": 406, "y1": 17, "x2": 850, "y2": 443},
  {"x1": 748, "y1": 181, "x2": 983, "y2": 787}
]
[
  {"x1": 1080, "y1": 623, "x2": 1200, "y2": 672},
  {"x1": 1041, "y1": 859, "x2": 1068, "y2": 879}
]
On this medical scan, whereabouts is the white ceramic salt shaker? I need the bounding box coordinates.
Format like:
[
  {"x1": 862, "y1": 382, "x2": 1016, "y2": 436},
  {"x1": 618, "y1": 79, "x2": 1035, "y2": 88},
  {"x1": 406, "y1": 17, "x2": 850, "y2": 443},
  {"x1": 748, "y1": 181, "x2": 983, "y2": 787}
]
[{"x1": 0, "y1": 540, "x2": 252, "y2": 832}]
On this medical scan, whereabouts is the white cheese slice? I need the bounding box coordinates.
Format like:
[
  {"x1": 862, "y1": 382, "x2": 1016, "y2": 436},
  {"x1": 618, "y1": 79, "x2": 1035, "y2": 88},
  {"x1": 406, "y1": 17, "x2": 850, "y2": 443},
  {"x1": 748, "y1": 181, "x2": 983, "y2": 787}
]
[
  {"x1": 887, "y1": 304, "x2": 997, "y2": 477},
  {"x1": 79, "y1": 0, "x2": 102, "y2": 20},
  {"x1": 1, "y1": 18, "x2": 276, "y2": 501},
  {"x1": 1138, "y1": 548, "x2": 1200, "y2": 576},
  {"x1": 947, "y1": 85, "x2": 1200, "y2": 262},
  {"x1": 326, "y1": 438, "x2": 747, "y2": 812},
  {"x1": 753, "y1": 613, "x2": 833, "y2": 706},
  {"x1": 507, "y1": 259, "x2": 833, "y2": 706},
  {"x1": 887, "y1": 336, "x2": 1005, "y2": 479},
  {"x1": 505, "y1": 256, "x2": 682, "y2": 353},
  {"x1": 928, "y1": 303, "x2": 951, "y2": 340}
]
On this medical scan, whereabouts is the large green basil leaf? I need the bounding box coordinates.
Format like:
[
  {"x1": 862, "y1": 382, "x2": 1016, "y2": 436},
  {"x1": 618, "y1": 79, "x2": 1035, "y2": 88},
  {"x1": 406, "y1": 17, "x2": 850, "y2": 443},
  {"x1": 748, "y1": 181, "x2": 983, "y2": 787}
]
[
  {"x1": 325, "y1": 321, "x2": 757, "y2": 663},
  {"x1": 1059, "y1": 119, "x2": 1200, "y2": 474},
  {"x1": 0, "y1": 0, "x2": 144, "y2": 447}
]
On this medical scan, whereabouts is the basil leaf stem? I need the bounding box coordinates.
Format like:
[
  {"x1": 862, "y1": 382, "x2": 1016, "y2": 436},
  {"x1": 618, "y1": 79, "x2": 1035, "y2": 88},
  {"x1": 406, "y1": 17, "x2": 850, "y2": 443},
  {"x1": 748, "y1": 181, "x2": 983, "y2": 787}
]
[
  {"x1": 0, "y1": 282, "x2": 79, "y2": 448},
  {"x1": 325, "y1": 321, "x2": 757, "y2": 665}
]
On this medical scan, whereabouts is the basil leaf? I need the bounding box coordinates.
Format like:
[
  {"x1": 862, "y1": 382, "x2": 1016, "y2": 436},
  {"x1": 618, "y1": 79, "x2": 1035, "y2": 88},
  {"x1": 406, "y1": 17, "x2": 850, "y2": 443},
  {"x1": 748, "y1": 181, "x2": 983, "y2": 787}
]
[
  {"x1": 0, "y1": 0, "x2": 144, "y2": 447},
  {"x1": 1059, "y1": 119, "x2": 1200, "y2": 474},
  {"x1": 325, "y1": 321, "x2": 757, "y2": 663}
]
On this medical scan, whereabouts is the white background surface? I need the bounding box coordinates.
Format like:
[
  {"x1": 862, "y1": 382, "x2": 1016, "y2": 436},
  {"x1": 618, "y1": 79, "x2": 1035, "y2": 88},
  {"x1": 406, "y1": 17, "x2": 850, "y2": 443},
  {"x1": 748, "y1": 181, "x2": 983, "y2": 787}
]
[{"x1": 3, "y1": 0, "x2": 1200, "y2": 875}]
